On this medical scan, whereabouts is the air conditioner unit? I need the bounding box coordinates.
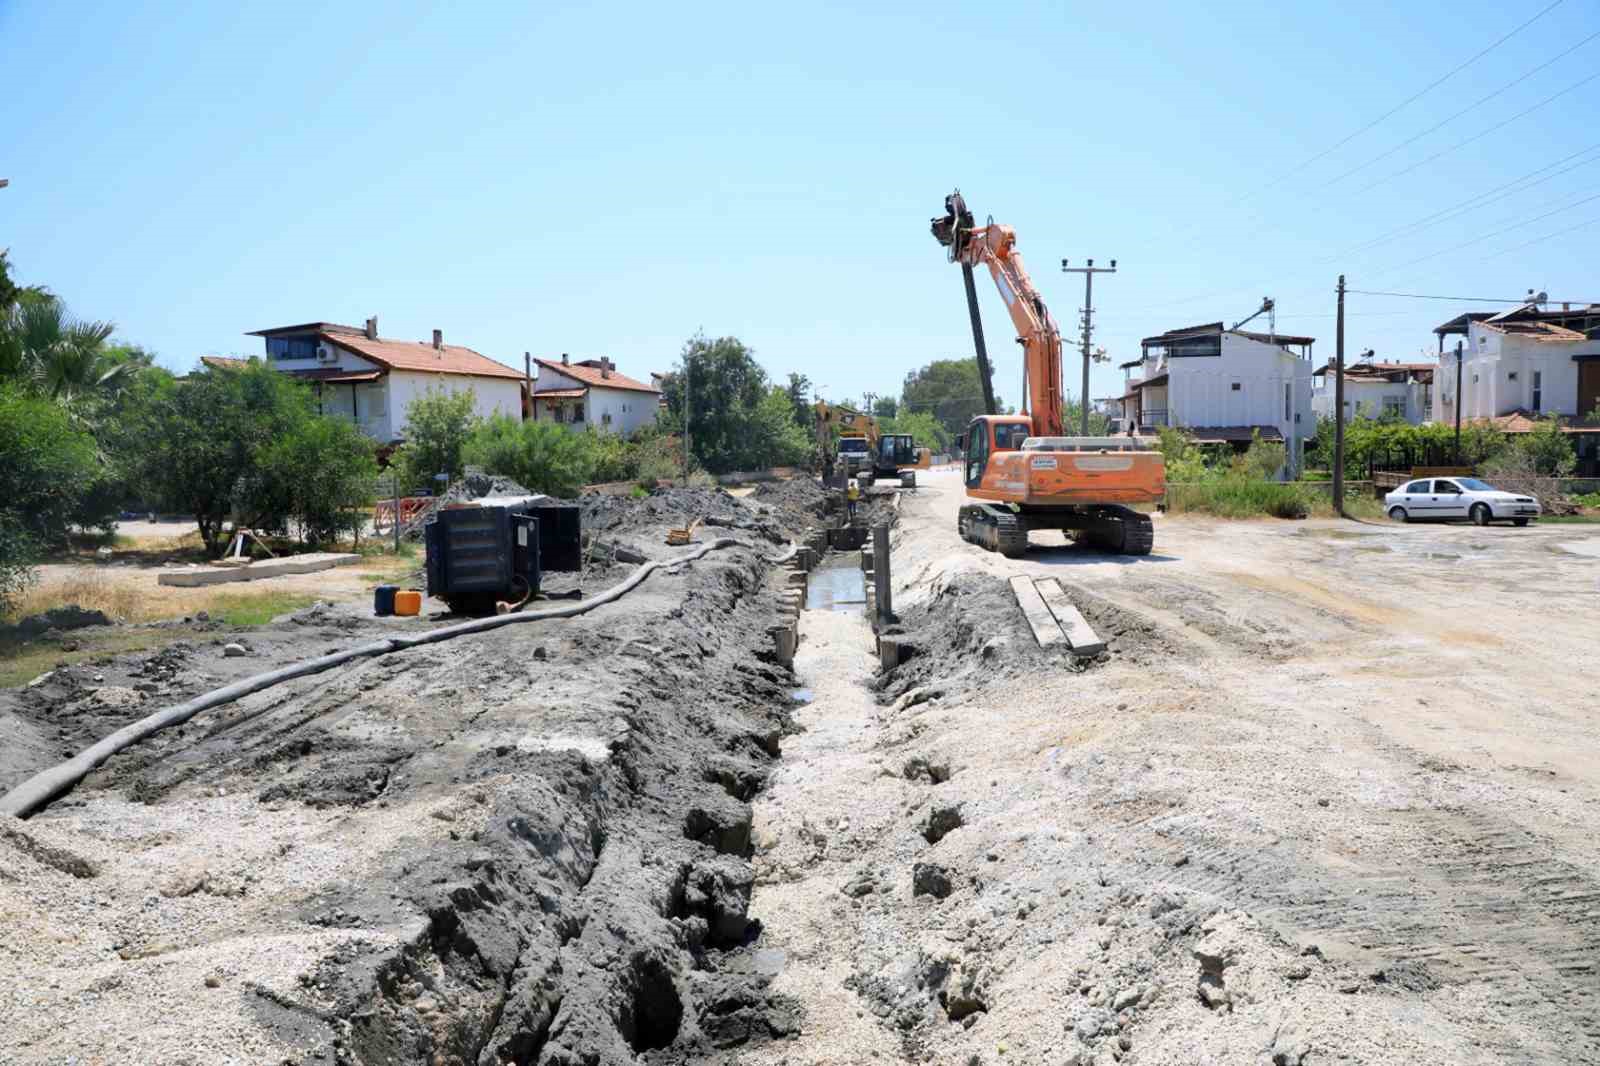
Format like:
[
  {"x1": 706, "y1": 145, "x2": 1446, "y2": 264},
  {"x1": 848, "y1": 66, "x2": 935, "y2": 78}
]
[{"x1": 317, "y1": 345, "x2": 338, "y2": 362}]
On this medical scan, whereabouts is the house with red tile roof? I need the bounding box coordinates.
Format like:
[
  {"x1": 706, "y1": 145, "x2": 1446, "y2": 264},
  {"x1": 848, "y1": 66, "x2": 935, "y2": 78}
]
[
  {"x1": 529, "y1": 353, "x2": 660, "y2": 435},
  {"x1": 244, "y1": 318, "x2": 525, "y2": 444}
]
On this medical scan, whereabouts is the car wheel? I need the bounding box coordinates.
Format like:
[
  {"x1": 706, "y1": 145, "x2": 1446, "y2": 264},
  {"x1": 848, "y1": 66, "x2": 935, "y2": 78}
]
[
  {"x1": 1388, "y1": 506, "x2": 1409, "y2": 524},
  {"x1": 1513, "y1": 517, "x2": 1529, "y2": 527},
  {"x1": 1471, "y1": 503, "x2": 1491, "y2": 526}
]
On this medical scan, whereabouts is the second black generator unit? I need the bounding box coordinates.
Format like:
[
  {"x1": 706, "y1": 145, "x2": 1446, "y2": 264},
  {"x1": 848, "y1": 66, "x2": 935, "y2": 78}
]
[{"x1": 424, "y1": 496, "x2": 583, "y2": 616}]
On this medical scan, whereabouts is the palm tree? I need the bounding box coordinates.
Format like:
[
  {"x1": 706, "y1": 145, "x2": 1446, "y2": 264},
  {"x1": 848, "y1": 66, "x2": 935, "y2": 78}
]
[{"x1": 0, "y1": 294, "x2": 131, "y2": 413}]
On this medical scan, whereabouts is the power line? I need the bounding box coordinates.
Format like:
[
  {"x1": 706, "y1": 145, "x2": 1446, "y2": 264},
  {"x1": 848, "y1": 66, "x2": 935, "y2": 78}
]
[
  {"x1": 1376, "y1": 188, "x2": 1600, "y2": 273},
  {"x1": 1219, "y1": 0, "x2": 1566, "y2": 200},
  {"x1": 1483, "y1": 213, "x2": 1600, "y2": 259},
  {"x1": 1320, "y1": 28, "x2": 1600, "y2": 189},
  {"x1": 1346, "y1": 289, "x2": 1572, "y2": 302},
  {"x1": 1354, "y1": 68, "x2": 1600, "y2": 195}
]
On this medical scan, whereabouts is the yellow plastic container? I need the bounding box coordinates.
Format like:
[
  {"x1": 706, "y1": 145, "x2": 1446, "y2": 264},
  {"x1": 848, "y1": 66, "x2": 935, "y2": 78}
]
[{"x1": 393, "y1": 589, "x2": 422, "y2": 617}]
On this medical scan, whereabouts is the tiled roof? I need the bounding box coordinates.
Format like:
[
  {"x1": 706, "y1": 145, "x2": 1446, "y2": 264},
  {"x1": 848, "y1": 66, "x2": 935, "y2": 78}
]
[
  {"x1": 533, "y1": 358, "x2": 659, "y2": 394},
  {"x1": 325, "y1": 334, "x2": 524, "y2": 380},
  {"x1": 533, "y1": 388, "x2": 587, "y2": 399},
  {"x1": 1470, "y1": 410, "x2": 1600, "y2": 434},
  {"x1": 285, "y1": 368, "x2": 382, "y2": 383},
  {"x1": 200, "y1": 355, "x2": 250, "y2": 370},
  {"x1": 1476, "y1": 320, "x2": 1588, "y2": 341}
]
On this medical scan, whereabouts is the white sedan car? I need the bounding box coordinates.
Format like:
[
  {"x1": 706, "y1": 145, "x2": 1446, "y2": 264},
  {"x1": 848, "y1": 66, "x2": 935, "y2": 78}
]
[{"x1": 1384, "y1": 476, "x2": 1541, "y2": 526}]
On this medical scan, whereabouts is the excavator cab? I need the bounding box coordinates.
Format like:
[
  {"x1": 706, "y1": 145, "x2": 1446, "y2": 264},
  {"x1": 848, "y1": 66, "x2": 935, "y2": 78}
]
[{"x1": 963, "y1": 415, "x2": 1033, "y2": 489}]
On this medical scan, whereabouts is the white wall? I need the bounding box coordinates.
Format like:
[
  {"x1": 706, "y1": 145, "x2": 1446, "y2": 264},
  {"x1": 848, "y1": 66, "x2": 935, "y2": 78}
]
[
  {"x1": 1442, "y1": 322, "x2": 1599, "y2": 422},
  {"x1": 1312, "y1": 377, "x2": 1424, "y2": 423},
  {"x1": 585, "y1": 386, "x2": 658, "y2": 435},
  {"x1": 1163, "y1": 333, "x2": 1311, "y2": 470},
  {"x1": 389, "y1": 371, "x2": 523, "y2": 444}
]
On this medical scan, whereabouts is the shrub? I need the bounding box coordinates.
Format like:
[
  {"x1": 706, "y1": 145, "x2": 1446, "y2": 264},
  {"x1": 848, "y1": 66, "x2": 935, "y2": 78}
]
[
  {"x1": 462, "y1": 415, "x2": 598, "y2": 497},
  {"x1": 0, "y1": 385, "x2": 113, "y2": 548},
  {"x1": 0, "y1": 514, "x2": 36, "y2": 616}
]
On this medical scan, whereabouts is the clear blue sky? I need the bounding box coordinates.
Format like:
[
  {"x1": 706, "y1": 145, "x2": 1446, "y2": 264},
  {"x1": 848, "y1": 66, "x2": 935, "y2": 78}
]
[{"x1": 3, "y1": 0, "x2": 1596, "y2": 411}]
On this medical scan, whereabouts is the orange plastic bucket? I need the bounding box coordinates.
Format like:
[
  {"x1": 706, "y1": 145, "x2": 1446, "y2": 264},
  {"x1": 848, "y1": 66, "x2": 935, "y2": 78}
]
[{"x1": 393, "y1": 589, "x2": 422, "y2": 617}]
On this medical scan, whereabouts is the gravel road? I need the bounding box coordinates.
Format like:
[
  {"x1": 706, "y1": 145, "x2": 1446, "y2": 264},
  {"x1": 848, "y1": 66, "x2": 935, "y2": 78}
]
[{"x1": 746, "y1": 467, "x2": 1600, "y2": 1065}]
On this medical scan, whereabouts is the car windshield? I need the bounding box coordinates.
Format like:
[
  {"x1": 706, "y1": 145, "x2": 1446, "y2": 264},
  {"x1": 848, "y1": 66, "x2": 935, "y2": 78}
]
[{"x1": 1456, "y1": 478, "x2": 1494, "y2": 491}]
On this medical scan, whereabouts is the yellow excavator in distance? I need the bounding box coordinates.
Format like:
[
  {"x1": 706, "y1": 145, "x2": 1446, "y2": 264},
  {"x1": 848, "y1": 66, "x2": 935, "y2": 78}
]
[{"x1": 813, "y1": 401, "x2": 928, "y2": 487}]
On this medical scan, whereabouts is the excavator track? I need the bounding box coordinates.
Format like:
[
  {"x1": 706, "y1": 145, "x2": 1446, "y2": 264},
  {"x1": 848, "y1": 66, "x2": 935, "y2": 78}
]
[
  {"x1": 958, "y1": 504, "x2": 1028, "y2": 558},
  {"x1": 1084, "y1": 505, "x2": 1154, "y2": 556}
]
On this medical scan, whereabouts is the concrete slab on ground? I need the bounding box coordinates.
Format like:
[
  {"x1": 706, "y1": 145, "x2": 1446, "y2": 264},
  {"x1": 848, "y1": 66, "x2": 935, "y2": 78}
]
[{"x1": 157, "y1": 552, "x2": 361, "y2": 587}]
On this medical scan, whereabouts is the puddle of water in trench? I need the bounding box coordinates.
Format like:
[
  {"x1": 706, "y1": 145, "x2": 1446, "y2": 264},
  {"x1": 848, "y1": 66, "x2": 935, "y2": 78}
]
[
  {"x1": 751, "y1": 948, "x2": 787, "y2": 976},
  {"x1": 789, "y1": 688, "x2": 814, "y2": 704},
  {"x1": 805, "y1": 565, "x2": 867, "y2": 612}
]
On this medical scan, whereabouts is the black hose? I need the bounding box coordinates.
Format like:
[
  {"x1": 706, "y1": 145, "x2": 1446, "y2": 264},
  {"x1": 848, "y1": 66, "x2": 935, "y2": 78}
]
[{"x1": 1, "y1": 538, "x2": 795, "y2": 819}]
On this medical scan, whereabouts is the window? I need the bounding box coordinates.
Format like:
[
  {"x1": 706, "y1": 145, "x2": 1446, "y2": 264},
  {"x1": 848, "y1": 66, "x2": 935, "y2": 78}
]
[
  {"x1": 1532, "y1": 370, "x2": 1542, "y2": 413},
  {"x1": 1382, "y1": 396, "x2": 1405, "y2": 419},
  {"x1": 1435, "y1": 480, "x2": 1462, "y2": 494},
  {"x1": 265, "y1": 336, "x2": 318, "y2": 360},
  {"x1": 571, "y1": 404, "x2": 584, "y2": 422},
  {"x1": 1507, "y1": 371, "x2": 1518, "y2": 381},
  {"x1": 1231, "y1": 382, "x2": 1242, "y2": 391},
  {"x1": 366, "y1": 384, "x2": 387, "y2": 417},
  {"x1": 1403, "y1": 480, "x2": 1426, "y2": 494},
  {"x1": 1284, "y1": 382, "x2": 1291, "y2": 420}
]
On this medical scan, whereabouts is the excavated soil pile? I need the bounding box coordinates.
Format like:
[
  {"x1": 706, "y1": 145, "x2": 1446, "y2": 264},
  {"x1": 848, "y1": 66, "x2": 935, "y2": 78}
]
[
  {"x1": 876, "y1": 571, "x2": 1182, "y2": 706},
  {"x1": 0, "y1": 491, "x2": 825, "y2": 1065},
  {"x1": 745, "y1": 478, "x2": 837, "y2": 532},
  {"x1": 582, "y1": 486, "x2": 787, "y2": 547},
  {"x1": 439, "y1": 473, "x2": 536, "y2": 506}
]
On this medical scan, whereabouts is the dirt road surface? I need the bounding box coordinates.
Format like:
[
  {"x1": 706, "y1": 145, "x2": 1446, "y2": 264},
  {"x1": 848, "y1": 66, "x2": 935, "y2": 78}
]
[{"x1": 749, "y1": 467, "x2": 1600, "y2": 1065}]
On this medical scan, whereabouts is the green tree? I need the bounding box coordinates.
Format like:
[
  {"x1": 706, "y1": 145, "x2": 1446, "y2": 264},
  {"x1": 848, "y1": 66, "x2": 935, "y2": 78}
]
[
  {"x1": 752, "y1": 386, "x2": 814, "y2": 468},
  {"x1": 658, "y1": 334, "x2": 777, "y2": 473},
  {"x1": 463, "y1": 415, "x2": 598, "y2": 497},
  {"x1": 393, "y1": 387, "x2": 479, "y2": 492},
  {"x1": 872, "y1": 396, "x2": 898, "y2": 420},
  {"x1": 125, "y1": 363, "x2": 315, "y2": 556},
  {"x1": 259, "y1": 417, "x2": 379, "y2": 546},
  {"x1": 0, "y1": 295, "x2": 133, "y2": 416},
  {"x1": 0, "y1": 385, "x2": 112, "y2": 548},
  {"x1": 900, "y1": 358, "x2": 1003, "y2": 441},
  {"x1": 882, "y1": 409, "x2": 950, "y2": 452},
  {"x1": 784, "y1": 372, "x2": 813, "y2": 429},
  {"x1": 1490, "y1": 415, "x2": 1575, "y2": 477}
]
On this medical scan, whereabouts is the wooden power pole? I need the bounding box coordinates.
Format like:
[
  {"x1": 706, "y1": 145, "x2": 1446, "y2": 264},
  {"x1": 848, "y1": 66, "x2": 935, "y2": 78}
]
[{"x1": 1333, "y1": 275, "x2": 1346, "y2": 517}]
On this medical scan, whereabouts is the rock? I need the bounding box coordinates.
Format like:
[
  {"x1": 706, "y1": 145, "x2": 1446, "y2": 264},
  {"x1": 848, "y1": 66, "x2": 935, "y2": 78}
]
[
  {"x1": 88, "y1": 686, "x2": 144, "y2": 710},
  {"x1": 1197, "y1": 975, "x2": 1231, "y2": 1011},
  {"x1": 912, "y1": 862, "x2": 953, "y2": 899},
  {"x1": 1073, "y1": 1008, "x2": 1110, "y2": 1043},
  {"x1": 96, "y1": 546, "x2": 114, "y2": 559},
  {"x1": 195, "y1": 610, "x2": 210, "y2": 621},
  {"x1": 841, "y1": 871, "x2": 877, "y2": 898},
  {"x1": 922, "y1": 804, "x2": 965, "y2": 845},
  {"x1": 940, "y1": 957, "x2": 988, "y2": 1021},
  {"x1": 1316, "y1": 797, "x2": 1330, "y2": 808},
  {"x1": 1112, "y1": 986, "x2": 1141, "y2": 1012},
  {"x1": 223, "y1": 642, "x2": 248, "y2": 657},
  {"x1": 3, "y1": 605, "x2": 112, "y2": 637},
  {"x1": 1270, "y1": 1022, "x2": 1310, "y2": 1065},
  {"x1": 204, "y1": 974, "x2": 222, "y2": 989}
]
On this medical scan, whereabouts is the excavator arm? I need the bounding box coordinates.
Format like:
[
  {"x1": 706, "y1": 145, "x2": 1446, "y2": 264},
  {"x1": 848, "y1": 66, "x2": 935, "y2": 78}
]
[{"x1": 932, "y1": 191, "x2": 1064, "y2": 437}]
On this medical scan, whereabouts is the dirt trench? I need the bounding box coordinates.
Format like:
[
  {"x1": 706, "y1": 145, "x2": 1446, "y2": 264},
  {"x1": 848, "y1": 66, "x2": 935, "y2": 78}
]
[{"x1": 0, "y1": 488, "x2": 839, "y2": 1065}]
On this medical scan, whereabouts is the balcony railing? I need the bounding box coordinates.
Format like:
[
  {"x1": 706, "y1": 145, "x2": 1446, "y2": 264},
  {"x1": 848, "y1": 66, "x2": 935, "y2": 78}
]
[{"x1": 1139, "y1": 408, "x2": 1169, "y2": 427}]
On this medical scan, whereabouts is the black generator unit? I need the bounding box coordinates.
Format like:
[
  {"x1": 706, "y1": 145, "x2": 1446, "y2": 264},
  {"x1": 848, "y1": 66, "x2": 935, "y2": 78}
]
[{"x1": 424, "y1": 498, "x2": 583, "y2": 616}]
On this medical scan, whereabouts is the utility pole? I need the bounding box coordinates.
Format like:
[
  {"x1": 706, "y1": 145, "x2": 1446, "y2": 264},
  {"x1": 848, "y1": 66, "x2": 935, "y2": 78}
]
[
  {"x1": 1333, "y1": 275, "x2": 1346, "y2": 517},
  {"x1": 1453, "y1": 339, "x2": 1464, "y2": 465},
  {"x1": 1062, "y1": 257, "x2": 1117, "y2": 436}
]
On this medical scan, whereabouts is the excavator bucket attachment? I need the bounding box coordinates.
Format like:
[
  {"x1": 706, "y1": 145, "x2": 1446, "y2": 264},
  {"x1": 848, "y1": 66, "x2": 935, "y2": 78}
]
[{"x1": 931, "y1": 190, "x2": 974, "y2": 255}]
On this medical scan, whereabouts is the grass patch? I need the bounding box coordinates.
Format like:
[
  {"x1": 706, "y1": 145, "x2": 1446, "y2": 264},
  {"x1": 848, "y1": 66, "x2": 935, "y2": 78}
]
[
  {"x1": 0, "y1": 628, "x2": 185, "y2": 689},
  {"x1": 1538, "y1": 514, "x2": 1600, "y2": 524},
  {"x1": 206, "y1": 591, "x2": 318, "y2": 627},
  {"x1": 1166, "y1": 480, "x2": 1383, "y2": 520}
]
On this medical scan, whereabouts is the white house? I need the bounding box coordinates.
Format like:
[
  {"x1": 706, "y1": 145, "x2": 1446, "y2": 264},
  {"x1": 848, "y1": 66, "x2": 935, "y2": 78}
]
[
  {"x1": 244, "y1": 318, "x2": 525, "y2": 444},
  {"x1": 1311, "y1": 358, "x2": 1436, "y2": 425},
  {"x1": 1116, "y1": 321, "x2": 1314, "y2": 473},
  {"x1": 529, "y1": 354, "x2": 660, "y2": 435},
  {"x1": 1432, "y1": 315, "x2": 1600, "y2": 425}
]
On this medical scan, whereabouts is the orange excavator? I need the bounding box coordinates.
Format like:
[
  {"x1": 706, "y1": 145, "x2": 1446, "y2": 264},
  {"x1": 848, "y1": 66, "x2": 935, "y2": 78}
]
[{"x1": 931, "y1": 191, "x2": 1164, "y2": 556}]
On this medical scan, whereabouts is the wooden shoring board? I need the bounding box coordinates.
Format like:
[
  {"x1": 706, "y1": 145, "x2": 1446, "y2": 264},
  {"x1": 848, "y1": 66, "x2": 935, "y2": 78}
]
[
  {"x1": 1008, "y1": 575, "x2": 1066, "y2": 649},
  {"x1": 1035, "y1": 578, "x2": 1106, "y2": 656}
]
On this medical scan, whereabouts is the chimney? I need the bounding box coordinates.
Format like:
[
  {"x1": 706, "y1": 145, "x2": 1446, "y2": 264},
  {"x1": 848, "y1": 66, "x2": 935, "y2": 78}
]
[
  {"x1": 561, "y1": 352, "x2": 569, "y2": 366},
  {"x1": 365, "y1": 316, "x2": 378, "y2": 340},
  {"x1": 601, "y1": 356, "x2": 611, "y2": 379},
  {"x1": 432, "y1": 329, "x2": 443, "y2": 351}
]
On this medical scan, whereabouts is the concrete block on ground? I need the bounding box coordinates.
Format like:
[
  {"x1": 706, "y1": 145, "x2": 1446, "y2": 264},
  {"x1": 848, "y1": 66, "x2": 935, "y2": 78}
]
[
  {"x1": 157, "y1": 552, "x2": 360, "y2": 588},
  {"x1": 1008, "y1": 575, "x2": 1066, "y2": 650},
  {"x1": 878, "y1": 636, "x2": 901, "y2": 672},
  {"x1": 767, "y1": 624, "x2": 796, "y2": 667},
  {"x1": 1034, "y1": 578, "x2": 1105, "y2": 656}
]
